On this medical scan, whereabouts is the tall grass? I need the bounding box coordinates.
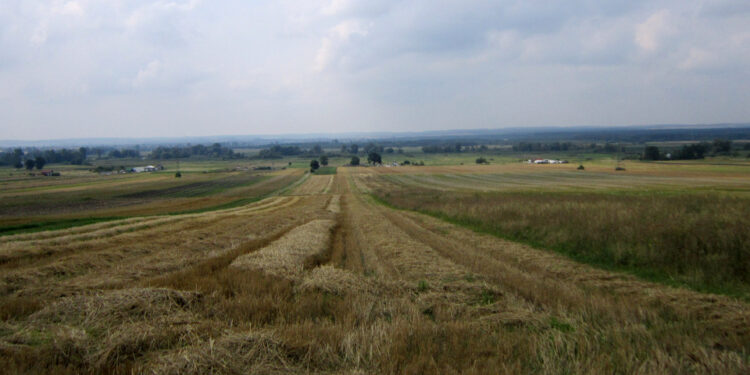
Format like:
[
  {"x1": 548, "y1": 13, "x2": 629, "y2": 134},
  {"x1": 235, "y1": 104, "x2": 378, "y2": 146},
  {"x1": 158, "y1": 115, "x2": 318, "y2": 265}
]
[{"x1": 375, "y1": 188, "x2": 750, "y2": 298}]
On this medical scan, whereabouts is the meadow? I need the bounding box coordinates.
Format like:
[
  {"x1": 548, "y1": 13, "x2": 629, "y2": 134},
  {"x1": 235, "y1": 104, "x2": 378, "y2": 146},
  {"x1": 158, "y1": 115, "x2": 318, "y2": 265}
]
[{"x1": 1, "y1": 156, "x2": 749, "y2": 374}]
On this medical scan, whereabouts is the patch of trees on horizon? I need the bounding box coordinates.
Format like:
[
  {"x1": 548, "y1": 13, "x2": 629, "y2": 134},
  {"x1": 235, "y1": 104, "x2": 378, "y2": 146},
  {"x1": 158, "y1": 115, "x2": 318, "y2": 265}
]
[
  {"x1": 642, "y1": 139, "x2": 740, "y2": 160},
  {"x1": 150, "y1": 143, "x2": 242, "y2": 160},
  {"x1": 0, "y1": 147, "x2": 87, "y2": 167}
]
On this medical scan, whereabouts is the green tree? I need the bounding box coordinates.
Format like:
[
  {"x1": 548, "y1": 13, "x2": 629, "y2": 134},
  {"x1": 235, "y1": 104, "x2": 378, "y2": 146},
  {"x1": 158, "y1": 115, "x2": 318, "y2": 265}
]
[
  {"x1": 35, "y1": 157, "x2": 46, "y2": 170},
  {"x1": 25, "y1": 159, "x2": 35, "y2": 170},
  {"x1": 475, "y1": 157, "x2": 488, "y2": 164},
  {"x1": 367, "y1": 151, "x2": 382, "y2": 165},
  {"x1": 349, "y1": 144, "x2": 359, "y2": 154},
  {"x1": 319, "y1": 155, "x2": 329, "y2": 166},
  {"x1": 643, "y1": 146, "x2": 660, "y2": 161},
  {"x1": 712, "y1": 139, "x2": 731, "y2": 153},
  {"x1": 350, "y1": 156, "x2": 360, "y2": 166},
  {"x1": 312, "y1": 144, "x2": 323, "y2": 155},
  {"x1": 310, "y1": 159, "x2": 320, "y2": 171}
]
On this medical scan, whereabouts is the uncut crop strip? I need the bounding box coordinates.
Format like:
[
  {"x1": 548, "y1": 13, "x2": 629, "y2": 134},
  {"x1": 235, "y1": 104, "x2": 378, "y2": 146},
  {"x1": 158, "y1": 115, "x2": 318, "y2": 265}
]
[{"x1": 380, "y1": 204, "x2": 750, "y2": 352}]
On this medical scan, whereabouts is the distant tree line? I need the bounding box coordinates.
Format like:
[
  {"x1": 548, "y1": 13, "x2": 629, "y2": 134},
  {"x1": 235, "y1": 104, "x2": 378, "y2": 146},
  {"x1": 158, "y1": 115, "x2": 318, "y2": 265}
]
[
  {"x1": 257, "y1": 145, "x2": 304, "y2": 159},
  {"x1": 107, "y1": 149, "x2": 140, "y2": 158},
  {"x1": 512, "y1": 142, "x2": 625, "y2": 153},
  {"x1": 642, "y1": 139, "x2": 736, "y2": 161},
  {"x1": 0, "y1": 147, "x2": 88, "y2": 167},
  {"x1": 150, "y1": 143, "x2": 242, "y2": 159}
]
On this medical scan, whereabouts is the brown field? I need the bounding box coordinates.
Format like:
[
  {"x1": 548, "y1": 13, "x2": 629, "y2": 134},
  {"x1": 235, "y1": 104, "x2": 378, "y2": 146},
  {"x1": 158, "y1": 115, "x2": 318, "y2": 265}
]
[{"x1": 1, "y1": 163, "x2": 749, "y2": 374}]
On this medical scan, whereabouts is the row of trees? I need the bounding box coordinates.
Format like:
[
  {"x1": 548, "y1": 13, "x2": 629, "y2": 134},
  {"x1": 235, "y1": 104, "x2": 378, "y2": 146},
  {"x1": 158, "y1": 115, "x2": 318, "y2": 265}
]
[
  {"x1": 0, "y1": 147, "x2": 87, "y2": 167},
  {"x1": 150, "y1": 143, "x2": 242, "y2": 159},
  {"x1": 642, "y1": 139, "x2": 738, "y2": 161}
]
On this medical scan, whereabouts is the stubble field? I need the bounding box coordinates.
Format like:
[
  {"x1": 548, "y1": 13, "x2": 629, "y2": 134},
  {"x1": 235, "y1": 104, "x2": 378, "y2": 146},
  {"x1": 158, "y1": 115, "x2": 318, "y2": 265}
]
[{"x1": 1, "y1": 161, "x2": 749, "y2": 374}]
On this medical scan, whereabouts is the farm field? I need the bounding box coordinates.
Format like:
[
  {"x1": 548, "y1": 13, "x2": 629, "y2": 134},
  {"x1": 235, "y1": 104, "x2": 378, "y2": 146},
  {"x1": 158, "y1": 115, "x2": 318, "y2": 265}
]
[
  {"x1": 0, "y1": 167, "x2": 303, "y2": 234},
  {"x1": 1, "y1": 160, "x2": 749, "y2": 374}
]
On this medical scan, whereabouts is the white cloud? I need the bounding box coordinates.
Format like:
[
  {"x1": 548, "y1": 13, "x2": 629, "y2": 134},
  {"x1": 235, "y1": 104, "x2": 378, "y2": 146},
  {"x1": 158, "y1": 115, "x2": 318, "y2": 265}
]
[
  {"x1": 635, "y1": 10, "x2": 673, "y2": 52},
  {"x1": 133, "y1": 60, "x2": 162, "y2": 88},
  {"x1": 314, "y1": 20, "x2": 369, "y2": 71}
]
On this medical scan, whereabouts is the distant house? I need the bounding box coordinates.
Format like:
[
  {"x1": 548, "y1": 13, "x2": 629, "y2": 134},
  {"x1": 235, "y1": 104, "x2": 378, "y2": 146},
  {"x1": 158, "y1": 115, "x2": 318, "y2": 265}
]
[
  {"x1": 529, "y1": 159, "x2": 567, "y2": 165},
  {"x1": 132, "y1": 165, "x2": 158, "y2": 173},
  {"x1": 39, "y1": 169, "x2": 60, "y2": 176}
]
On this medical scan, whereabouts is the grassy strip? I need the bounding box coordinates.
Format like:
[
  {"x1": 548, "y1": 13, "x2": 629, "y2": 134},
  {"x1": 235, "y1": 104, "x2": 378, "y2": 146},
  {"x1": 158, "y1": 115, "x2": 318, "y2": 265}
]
[
  {"x1": 0, "y1": 217, "x2": 125, "y2": 237},
  {"x1": 313, "y1": 167, "x2": 337, "y2": 175},
  {"x1": 370, "y1": 194, "x2": 750, "y2": 301}
]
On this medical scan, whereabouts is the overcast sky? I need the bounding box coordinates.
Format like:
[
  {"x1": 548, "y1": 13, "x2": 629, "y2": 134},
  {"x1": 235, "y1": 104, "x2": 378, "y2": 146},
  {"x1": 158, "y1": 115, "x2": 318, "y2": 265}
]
[{"x1": 1, "y1": 0, "x2": 749, "y2": 140}]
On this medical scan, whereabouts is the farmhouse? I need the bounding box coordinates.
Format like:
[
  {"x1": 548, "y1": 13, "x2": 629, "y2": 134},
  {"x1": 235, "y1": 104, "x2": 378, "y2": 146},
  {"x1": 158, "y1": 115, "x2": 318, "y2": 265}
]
[{"x1": 132, "y1": 165, "x2": 158, "y2": 173}]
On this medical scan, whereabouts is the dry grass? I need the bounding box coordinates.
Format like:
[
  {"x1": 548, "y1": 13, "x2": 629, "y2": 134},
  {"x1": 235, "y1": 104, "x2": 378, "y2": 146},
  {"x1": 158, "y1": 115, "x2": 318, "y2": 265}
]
[
  {"x1": 374, "y1": 185, "x2": 750, "y2": 297},
  {"x1": 1, "y1": 164, "x2": 749, "y2": 374},
  {"x1": 230, "y1": 219, "x2": 337, "y2": 280},
  {"x1": 288, "y1": 174, "x2": 335, "y2": 195}
]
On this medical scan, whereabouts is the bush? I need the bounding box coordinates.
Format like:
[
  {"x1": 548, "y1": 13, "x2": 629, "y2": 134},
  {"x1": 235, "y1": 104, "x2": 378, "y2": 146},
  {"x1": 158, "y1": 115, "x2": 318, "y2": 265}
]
[
  {"x1": 350, "y1": 156, "x2": 360, "y2": 166},
  {"x1": 643, "y1": 146, "x2": 660, "y2": 160},
  {"x1": 475, "y1": 157, "x2": 488, "y2": 164}
]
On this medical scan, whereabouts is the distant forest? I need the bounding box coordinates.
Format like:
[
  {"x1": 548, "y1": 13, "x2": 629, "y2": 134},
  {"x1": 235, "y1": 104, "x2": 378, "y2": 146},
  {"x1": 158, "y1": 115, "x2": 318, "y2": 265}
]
[{"x1": 1, "y1": 126, "x2": 749, "y2": 166}]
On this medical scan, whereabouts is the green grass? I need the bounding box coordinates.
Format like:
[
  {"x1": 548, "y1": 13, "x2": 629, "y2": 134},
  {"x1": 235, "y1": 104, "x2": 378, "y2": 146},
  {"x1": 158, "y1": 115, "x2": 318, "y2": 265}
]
[
  {"x1": 312, "y1": 166, "x2": 337, "y2": 175},
  {"x1": 0, "y1": 217, "x2": 125, "y2": 236}
]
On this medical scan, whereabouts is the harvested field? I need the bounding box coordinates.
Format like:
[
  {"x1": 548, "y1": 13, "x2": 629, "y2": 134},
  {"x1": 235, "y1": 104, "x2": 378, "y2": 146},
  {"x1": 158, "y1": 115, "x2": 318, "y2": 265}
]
[
  {"x1": 1, "y1": 163, "x2": 749, "y2": 374},
  {"x1": 287, "y1": 174, "x2": 334, "y2": 195}
]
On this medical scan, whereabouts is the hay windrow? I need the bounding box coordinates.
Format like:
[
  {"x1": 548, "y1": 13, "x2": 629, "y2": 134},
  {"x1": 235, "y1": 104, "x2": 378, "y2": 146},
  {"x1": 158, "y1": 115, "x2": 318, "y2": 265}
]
[
  {"x1": 29, "y1": 288, "x2": 202, "y2": 326},
  {"x1": 230, "y1": 219, "x2": 336, "y2": 280},
  {"x1": 148, "y1": 330, "x2": 304, "y2": 375},
  {"x1": 298, "y1": 265, "x2": 372, "y2": 296},
  {"x1": 326, "y1": 194, "x2": 341, "y2": 213}
]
